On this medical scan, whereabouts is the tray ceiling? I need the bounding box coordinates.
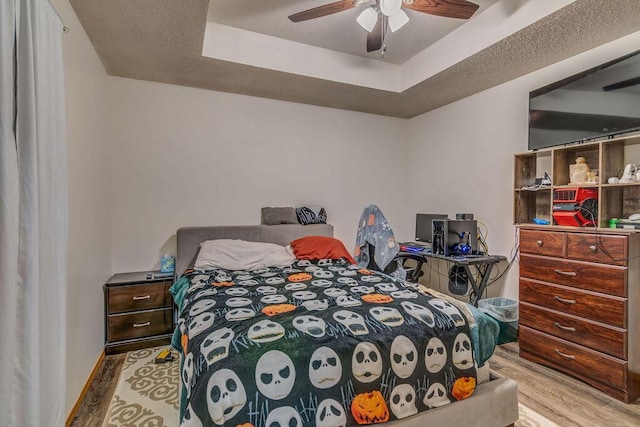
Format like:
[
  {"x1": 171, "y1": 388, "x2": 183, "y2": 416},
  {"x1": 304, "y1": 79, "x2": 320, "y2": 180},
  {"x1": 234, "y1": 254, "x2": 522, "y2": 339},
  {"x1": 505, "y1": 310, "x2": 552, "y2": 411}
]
[
  {"x1": 69, "y1": 0, "x2": 640, "y2": 118},
  {"x1": 207, "y1": 0, "x2": 500, "y2": 65}
]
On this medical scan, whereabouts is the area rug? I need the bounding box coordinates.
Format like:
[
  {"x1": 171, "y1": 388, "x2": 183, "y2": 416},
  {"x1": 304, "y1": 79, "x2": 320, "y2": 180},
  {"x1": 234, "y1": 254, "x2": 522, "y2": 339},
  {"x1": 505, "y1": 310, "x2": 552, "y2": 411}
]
[
  {"x1": 101, "y1": 346, "x2": 180, "y2": 427},
  {"x1": 103, "y1": 347, "x2": 557, "y2": 427},
  {"x1": 516, "y1": 403, "x2": 559, "y2": 427}
]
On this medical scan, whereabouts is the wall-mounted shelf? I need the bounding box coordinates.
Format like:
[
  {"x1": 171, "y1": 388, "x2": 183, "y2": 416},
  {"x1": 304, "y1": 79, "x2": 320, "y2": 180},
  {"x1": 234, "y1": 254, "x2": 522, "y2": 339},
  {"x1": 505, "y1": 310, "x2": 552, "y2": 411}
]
[{"x1": 514, "y1": 133, "x2": 640, "y2": 227}]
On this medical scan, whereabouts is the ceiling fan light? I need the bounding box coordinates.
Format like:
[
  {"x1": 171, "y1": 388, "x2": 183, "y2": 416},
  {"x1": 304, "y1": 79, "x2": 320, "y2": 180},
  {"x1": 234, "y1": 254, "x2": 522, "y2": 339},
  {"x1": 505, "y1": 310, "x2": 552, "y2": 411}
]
[
  {"x1": 388, "y1": 9, "x2": 409, "y2": 32},
  {"x1": 379, "y1": 0, "x2": 402, "y2": 16},
  {"x1": 357, "y1": 7, "x2": 379, "y2": 32}
]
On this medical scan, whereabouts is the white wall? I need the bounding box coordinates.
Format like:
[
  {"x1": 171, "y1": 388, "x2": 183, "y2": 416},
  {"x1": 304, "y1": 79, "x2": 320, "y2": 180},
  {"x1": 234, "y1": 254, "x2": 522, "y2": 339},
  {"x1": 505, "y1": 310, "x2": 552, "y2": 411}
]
[
  {"x1": 109, "y1": 78, "x2": 409, "y2": 273},
  {"x1": 50, "y1": 0, "x2": 640, "y2": 409},
  {"x1": 50, "y1": 0, "x2": 113, "y2": 414},
  {"x1": 406, "y1": 30, "x2": 640, "y2": 300}
]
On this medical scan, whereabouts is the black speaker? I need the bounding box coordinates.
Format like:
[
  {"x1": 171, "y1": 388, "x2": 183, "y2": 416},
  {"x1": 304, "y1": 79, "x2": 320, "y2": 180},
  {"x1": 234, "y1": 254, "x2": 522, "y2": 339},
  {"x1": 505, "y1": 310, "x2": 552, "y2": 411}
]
[{"x1": 448, "y1": 265, "x2": 469, "y2": 295}]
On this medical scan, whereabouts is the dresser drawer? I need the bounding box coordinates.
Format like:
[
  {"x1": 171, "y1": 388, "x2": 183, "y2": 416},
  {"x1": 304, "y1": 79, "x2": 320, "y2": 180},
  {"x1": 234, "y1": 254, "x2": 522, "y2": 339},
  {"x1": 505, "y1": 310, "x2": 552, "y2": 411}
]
[
  {"x1": 519, "y1": 254, "x2": 626, "y2": 296},
  {"x1": 519, "y1": 326, "x2": 626, "y2": 391},
  {"x1": 107, "y1": 308, "x2": 173, "y2": 342},
  {"x1": 520, "y1": 279, "x2": 626, "y2": 328},
  {"x1": 519, "y1": 302, "x2": 626, "y2": 359},
  {"x1": 566, "y1": 233, "x2": 627, "y2": 266},
  {"x1": 520, "y1": 230, "x2": 564, "y2": 257},
  {"x1": 108, "y1": 282, "x2": 171, "y2": 314}
]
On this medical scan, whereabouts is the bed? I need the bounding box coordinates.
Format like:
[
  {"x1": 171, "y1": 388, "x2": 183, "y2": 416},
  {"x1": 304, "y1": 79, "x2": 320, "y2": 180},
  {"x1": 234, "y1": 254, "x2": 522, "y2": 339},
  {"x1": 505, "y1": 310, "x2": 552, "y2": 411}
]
[{"x1": 170, "y1": 224, "x2": 518, "y2": 427}]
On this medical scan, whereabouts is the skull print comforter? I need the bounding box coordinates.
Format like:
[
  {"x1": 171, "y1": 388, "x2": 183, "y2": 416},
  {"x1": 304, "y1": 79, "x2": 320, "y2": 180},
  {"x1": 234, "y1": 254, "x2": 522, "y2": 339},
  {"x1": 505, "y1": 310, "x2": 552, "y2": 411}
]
[{"x1": 173, "y1": 259, "x2": 478, "y2": 427}]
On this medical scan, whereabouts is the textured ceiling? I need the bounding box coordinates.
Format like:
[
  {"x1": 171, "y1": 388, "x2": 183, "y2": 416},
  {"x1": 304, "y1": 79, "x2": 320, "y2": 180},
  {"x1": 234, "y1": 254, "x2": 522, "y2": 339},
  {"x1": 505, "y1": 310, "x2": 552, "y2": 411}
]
[
  {"x1": 69, "y1": 0, "x2": 640, "y2": 118},
  {"x1": 207, "y1": 0, "x2": 500, "y2": 64}
]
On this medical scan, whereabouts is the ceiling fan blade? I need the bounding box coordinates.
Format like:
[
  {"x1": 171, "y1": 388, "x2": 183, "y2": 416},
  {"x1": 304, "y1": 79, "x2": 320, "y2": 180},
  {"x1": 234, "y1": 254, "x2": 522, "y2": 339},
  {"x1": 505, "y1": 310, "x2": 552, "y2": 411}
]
[
  {"x1": 289, "y1": 0, "x2": 356, "y2": 22},
  {"x1": 367, "y1": 15, "x2": 385, "y2": 52},
  {"x1": 603, "y1": 76, "x2": 640, "y2": 92},
  {"x1": 404, "y1": 0, "x2": 479, "y2": 19}
]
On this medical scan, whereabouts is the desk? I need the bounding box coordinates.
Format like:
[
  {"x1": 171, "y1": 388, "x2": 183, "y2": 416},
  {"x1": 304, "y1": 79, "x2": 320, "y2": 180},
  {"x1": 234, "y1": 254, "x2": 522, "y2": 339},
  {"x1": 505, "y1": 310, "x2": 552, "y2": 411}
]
[{"x1": 399, "y1": 251, "x2": 507, "y2": 307}]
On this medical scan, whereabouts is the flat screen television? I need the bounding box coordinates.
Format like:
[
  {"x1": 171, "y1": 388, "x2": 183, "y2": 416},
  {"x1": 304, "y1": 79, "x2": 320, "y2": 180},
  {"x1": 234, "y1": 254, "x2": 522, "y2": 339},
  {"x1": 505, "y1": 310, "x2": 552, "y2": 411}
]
[{"x1": 528, "y1": 49, "x2": 640, "y2": 151}]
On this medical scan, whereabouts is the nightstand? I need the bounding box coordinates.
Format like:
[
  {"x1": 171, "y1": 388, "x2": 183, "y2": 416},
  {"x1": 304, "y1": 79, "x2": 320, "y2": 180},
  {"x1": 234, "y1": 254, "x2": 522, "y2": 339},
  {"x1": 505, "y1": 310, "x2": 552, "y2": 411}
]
[{"x1": 104, "y1": 271, "x2": 174, "y2": 354}]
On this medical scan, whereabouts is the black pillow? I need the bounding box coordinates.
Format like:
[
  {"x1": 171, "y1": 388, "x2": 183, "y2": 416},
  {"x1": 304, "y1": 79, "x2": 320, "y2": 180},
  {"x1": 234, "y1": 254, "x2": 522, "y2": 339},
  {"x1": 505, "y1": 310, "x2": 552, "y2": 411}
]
[{"x1": 296, "y1": 206, "x2": 327, "y2": 225}]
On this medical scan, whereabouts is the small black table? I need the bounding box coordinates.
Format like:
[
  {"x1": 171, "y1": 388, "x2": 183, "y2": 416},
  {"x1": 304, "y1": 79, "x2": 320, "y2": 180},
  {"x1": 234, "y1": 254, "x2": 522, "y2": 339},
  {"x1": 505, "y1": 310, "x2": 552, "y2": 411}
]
[{"x1": 400, "y1": 251, "x2": 507, "y2": 307}]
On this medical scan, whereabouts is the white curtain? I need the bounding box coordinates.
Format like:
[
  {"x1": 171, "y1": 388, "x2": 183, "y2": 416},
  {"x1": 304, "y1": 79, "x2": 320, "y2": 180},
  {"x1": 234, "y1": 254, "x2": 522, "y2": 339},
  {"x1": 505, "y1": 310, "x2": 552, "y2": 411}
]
[{"x1": 0, "y1": 0, "x2": 68, "y2": 426}]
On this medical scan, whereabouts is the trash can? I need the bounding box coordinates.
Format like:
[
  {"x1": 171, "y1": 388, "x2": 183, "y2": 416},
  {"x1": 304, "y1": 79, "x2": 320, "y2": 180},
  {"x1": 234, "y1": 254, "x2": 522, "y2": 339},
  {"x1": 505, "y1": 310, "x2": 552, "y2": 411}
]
[{"x1": 478, "y1": 297, "x2": 519, "y2": 344}]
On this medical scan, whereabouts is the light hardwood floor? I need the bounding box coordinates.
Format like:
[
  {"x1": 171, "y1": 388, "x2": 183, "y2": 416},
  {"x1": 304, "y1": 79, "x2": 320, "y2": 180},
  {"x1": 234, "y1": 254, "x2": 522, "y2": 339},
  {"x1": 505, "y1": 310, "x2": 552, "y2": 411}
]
[
  {"x1": 491, "y1": 342, "x2": 640, "y2": 427},
  {"x1": 69, "y1": 353, "x2": 125, "y2": 427},
  {"x1": 70, "y1": 342, "x2": 640, "y2": 426}
]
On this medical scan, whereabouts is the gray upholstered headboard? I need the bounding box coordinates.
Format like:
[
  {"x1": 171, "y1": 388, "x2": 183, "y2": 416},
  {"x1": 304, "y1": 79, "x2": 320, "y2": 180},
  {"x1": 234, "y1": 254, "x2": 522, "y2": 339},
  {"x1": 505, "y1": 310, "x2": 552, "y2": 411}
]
[{"x1": 175, "y1": 224, "x2": 334, "y2": 277}]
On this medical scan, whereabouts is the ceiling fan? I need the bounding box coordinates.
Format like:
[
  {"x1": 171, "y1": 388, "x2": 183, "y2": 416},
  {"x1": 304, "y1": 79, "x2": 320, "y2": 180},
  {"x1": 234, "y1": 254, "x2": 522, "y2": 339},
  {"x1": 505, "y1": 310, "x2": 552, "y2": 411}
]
[
  {"x1": 288, "y1": 0, "x2": 480, "y2": 54},
  {"x1": 603, "y1": 76, "x2": 640, "y2": 92}
]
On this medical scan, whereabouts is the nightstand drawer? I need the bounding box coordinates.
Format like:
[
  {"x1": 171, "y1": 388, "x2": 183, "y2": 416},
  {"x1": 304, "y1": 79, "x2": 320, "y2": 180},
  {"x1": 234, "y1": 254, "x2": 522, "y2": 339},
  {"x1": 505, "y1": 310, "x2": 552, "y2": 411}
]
[
  {"x1": 519, "y1": 302, "x2": 626, "y2": 359},
  {"x1": 107, "y1": 308, "x2": 173, "y2": 342},
  {"x1": 520, "y1": 279, "x2": 626, "y2": 327},
  {"x1": 519, "y1": 254, "x2": 626, "y2": 296},
  {"x1": 108, "y1": 282, "x2": 171, "y2": 314}
]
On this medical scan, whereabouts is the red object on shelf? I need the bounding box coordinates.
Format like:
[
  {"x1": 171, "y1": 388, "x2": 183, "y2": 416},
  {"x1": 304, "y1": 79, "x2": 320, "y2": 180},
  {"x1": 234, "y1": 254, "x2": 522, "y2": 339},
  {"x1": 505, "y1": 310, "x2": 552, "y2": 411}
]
[{"x1": 552, "y1": 188, "x2": 598, "y2": 226}]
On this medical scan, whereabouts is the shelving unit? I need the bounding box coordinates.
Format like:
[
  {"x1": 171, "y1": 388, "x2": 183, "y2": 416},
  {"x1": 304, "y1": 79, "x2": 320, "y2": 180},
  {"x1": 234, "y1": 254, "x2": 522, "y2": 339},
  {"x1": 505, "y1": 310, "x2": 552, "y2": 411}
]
[
  {"x1": 513, "y1": 133, "x2": 640, "y2": 227},
  {"x1": 515, "y1": 133, "x2": 640, "y2": 402}
]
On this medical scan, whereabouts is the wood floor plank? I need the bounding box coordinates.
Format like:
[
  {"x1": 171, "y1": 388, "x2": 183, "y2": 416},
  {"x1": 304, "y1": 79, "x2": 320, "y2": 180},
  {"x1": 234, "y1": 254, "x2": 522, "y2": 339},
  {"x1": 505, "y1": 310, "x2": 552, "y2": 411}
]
[
  {"x1": 70, "y1": 353, "x2": 126, "y2": 427},
  {"x1": 490, "y1": 342, "x2": 640, "y2": 427}
]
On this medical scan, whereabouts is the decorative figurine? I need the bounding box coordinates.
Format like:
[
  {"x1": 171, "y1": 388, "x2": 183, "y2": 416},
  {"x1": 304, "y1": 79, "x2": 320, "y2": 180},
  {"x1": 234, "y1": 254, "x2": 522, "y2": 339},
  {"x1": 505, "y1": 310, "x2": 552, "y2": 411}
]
[{"x1": 570, "y1": 157, "x2": 597, "y2": 184}]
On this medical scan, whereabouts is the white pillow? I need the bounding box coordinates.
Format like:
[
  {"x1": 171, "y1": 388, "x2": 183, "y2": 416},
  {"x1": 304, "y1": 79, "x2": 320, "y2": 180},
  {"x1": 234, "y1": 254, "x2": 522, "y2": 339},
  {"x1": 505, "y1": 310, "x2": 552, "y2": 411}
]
[{"x1": 194, "y1": 239, "x2": 296, "y2": 271}]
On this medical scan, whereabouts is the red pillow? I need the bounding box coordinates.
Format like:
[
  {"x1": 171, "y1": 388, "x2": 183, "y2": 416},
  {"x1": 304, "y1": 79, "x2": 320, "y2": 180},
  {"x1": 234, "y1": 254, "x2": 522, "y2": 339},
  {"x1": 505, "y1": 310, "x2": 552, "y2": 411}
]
[{"x1": 290, "y1": 236, "x2": 356, "y2": 264}]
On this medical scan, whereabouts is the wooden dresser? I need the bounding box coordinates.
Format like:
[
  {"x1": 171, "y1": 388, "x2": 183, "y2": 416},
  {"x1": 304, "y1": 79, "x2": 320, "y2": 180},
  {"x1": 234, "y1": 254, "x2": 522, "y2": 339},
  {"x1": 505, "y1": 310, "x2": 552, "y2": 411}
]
[
  {"x1": 518, "y1": 225, "x2": 640, "y2": 403},
  {"x1": 104, "y1": 271, "x2": 174, "y2": 354}
]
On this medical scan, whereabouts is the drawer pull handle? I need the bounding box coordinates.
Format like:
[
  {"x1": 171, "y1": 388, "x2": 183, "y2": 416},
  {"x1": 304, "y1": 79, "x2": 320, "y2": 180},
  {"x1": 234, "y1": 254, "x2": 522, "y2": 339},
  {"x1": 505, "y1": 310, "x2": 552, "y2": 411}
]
[
  {"x1": 132, "y1": 295, "x2": 151, "y2": 301},
  {"x1": 554, "y1": 349, "x2": 576, "y2": 360},
  {"x1": 133, "y1": 321, "x2": 151, "y2": 328},
  {"x1": 536, "y1": 240, "x2": 543, "y2": 247},
  {"x1": 554, "y1": 295, "x2": 576, "y2": 305},
  {"x1": 589, "y1": 245, "x2": 597, "y2": 252},
  {"x1": 553, "y1": 322, "x2": 576, "y2": 332},
  {"x1": 554, "y1": 269, "x2": 577, "y2": 277}
]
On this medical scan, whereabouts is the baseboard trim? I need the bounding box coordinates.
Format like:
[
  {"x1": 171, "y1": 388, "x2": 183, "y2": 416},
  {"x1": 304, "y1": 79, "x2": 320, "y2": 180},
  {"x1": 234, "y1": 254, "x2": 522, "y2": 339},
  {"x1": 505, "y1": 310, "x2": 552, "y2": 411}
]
[{"x1": 65, "y1": 350, "x2": 105, "y2": 427}]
